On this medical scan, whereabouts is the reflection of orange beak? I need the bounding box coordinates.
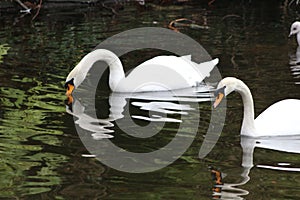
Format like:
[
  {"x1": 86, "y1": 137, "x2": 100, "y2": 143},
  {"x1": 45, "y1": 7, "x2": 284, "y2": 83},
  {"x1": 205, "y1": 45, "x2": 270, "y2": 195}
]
[
  {"x1": 211, "y1": 168, "x2": 223, "y2": 185},
  {"x1": 213, "y1": 93, "x2": 224, "y2": 108},
  {"x1": 66, "y1": 83, "x2": 74, "y2": 96}
]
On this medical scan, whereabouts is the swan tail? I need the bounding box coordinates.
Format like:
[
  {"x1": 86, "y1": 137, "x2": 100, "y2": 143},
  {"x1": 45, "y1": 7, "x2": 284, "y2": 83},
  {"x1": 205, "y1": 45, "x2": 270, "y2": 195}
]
[
  {"x1": 181, "y1": 55, "x2": 192, "y2": 60},
  {"x1": 196, "y1": 58, "x2": 219, "y2": 78},
  {"x1": 211, "y1": 58, "x2": 219, "y2": 66}
]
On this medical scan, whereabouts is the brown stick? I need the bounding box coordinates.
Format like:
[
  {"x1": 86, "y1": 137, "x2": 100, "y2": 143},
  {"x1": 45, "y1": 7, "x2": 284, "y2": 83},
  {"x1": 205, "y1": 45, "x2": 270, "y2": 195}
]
[
  {"x1": 168, "y1": 18, "x2": 193, "y2": 32},
  {"x1": 168, "y1": 18, "x2": 209, "y2": 32},
  {"x1": 32, "y1": 0, "x2": 43, "y2": 21}
]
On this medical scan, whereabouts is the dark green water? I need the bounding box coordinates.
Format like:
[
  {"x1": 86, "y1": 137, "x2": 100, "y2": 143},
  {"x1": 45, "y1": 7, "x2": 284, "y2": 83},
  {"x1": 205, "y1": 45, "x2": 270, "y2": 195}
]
[{"x1": 1, "y1": 1, "x2": 300, "y2": 199}]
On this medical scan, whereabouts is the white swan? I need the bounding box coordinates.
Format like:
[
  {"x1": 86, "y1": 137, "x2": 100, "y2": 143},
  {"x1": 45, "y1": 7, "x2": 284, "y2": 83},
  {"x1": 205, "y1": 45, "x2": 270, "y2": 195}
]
[
  {"x1": 213, "y1": 77, "x2": 300, "y2": 137},
  {"x1": 65, "y1": 49, "x2": 218, "y2": 94},
  {"x1": 289, "y1": 21, "x2": 300, "y2": 45}
]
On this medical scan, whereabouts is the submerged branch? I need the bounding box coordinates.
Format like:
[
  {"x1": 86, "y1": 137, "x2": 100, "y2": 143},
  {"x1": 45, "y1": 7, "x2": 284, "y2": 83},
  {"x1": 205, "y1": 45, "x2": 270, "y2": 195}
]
[{"x1": 168, "y1": 18, "x2": 209, "y2": 32}]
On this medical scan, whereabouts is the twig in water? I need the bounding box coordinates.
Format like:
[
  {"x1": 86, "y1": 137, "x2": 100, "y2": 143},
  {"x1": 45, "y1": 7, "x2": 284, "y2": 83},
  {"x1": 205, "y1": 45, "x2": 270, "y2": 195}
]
[
  {"x1": 15, "y1": 0, "x2": 31, "y2": 13},
  {"x1": 221, "y1": 14, "x2": 242, "y2": 21},
  {"x1": 168, "y1": 18, "x2": 190, "y2": 32},
  {"x1": 32, "y1": 0, "x2": 43, "y2": 21},
  {"x1": 168, "y1": 18, "x2": 209, "y2": 32},
  {"x1": 102, "y1": 2, "x2": 118, "y2": 15}
]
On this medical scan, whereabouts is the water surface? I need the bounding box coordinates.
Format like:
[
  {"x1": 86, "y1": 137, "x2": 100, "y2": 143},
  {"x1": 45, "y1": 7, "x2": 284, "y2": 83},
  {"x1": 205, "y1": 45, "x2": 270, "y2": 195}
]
[{"x1": 1, "y1": 1, "x2": 300, "y2": 199}]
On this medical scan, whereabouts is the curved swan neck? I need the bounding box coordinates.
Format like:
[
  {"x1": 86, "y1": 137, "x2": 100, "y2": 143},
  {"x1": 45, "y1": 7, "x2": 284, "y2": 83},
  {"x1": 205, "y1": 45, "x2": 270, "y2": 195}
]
[
  {"x1": 234, "y1": 80, "x2": 256, "y2": 135},
  {"x1": 69, "y1": 49, "x2": 125, "y2": 91},
  {"x1": 297, "y1": 33, "x2": 300, "y2": 46}
]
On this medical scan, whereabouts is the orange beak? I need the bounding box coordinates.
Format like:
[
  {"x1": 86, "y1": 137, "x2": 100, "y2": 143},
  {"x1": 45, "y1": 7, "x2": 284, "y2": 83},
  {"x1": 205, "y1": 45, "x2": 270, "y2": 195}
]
[
  {"x1": 66, "y1": 95, "x2": 74, "y2": 105},
  {"x1": 213, "y1": 93, "x2": 224, "y2": 108},
  {"x1": 66, "y1": 83, "x2": 75, "y2": 96}
]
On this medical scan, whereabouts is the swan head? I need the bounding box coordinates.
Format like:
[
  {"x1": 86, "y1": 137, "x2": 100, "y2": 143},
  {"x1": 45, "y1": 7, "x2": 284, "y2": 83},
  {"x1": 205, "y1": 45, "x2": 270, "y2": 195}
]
[
  {"x1": 213, "y1": 77, "x2": 240, "y2": 108},
  {"x1": 65, "y1": 59, "x2": 87, "y2": 96},
  {"x1": 289, "y1": 21, "x2": 300, "y2": 37}
]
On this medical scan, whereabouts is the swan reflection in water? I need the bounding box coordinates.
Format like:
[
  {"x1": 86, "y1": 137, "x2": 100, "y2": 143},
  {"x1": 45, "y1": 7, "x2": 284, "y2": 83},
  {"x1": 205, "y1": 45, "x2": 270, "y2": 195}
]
[
  {"x1": 66, "y1": 84, "x2": 226, "y2": 172},
  {"x1": 210, "y1": 135, "x2": 300, "y2": 200},
  {"x1": 289, "y1": 21, "x2": 300, "y2": 83},
  {"x1": 289, "y1": 46, "x2": 300, "y2": 84},
  {"x1": 66, "y1": 86, "x2": 213, "y2": 140}
]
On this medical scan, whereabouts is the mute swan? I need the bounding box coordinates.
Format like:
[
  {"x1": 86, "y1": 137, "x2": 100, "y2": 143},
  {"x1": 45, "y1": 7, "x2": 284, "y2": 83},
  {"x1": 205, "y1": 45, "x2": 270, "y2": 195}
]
[
  {"x1": 289, "y1": 21, "x2": 300, "y2": 46},
  {"x1": 65, "y1": 49, "x2": 218, "y2": 94},
  {"x1": 213, "y1": 77, "x2": 300, "y2": 137}
]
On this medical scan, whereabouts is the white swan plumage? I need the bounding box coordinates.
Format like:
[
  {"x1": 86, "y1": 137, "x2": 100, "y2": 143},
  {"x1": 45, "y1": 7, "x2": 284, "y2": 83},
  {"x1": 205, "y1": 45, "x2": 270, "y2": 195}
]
[
  {"x1": 65, "y1": 49, "x2": 218, "y2": 94},
  {"x1": 289, "y1": 21, "x2": 300, "y2": 45},
  {"x1": 213, "y1": 77, "x2": 300, "y2": 137}
]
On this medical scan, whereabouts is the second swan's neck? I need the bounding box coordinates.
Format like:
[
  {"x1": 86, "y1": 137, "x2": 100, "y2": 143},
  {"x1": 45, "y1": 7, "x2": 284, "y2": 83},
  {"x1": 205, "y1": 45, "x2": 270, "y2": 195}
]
[
  {"x1": 76, "y1": 49, "x2": 125, "y2": 91},
  {"x1": 297, "y1": 33, "x2": 300, "y2": 46},
  {"x1": 235, "y1": 80, "x2": 256, "y2": 136}
]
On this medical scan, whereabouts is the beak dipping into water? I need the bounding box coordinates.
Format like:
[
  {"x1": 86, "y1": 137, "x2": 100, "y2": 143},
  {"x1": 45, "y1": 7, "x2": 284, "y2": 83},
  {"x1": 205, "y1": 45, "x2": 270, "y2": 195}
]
[
  {"x1": 65, "y1": 78, "x2": 75, "y2": 96},
  {"x1": 66, "y1": 83, "x2": 74, "y2": 96}
]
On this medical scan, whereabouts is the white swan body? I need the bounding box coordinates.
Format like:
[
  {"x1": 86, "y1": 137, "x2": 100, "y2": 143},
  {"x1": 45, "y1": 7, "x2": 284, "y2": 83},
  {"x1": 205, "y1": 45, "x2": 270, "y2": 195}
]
[
  {"x1": 65, "y1": 49, "x2": 218, "y2": 93},
  {"x1": 289, "y1": 21, "x2": 300, "y2": 46},
  {"x1": 214, "y1": 77, "x2": 300, "y2": 137}
]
